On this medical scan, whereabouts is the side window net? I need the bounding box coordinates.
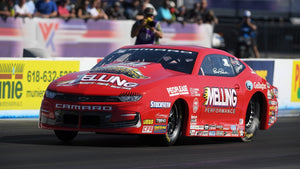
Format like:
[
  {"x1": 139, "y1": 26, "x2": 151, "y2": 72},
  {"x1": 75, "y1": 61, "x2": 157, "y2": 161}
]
[{"x1": 200, "y1": 54, "x2": 236, "y2": 77}]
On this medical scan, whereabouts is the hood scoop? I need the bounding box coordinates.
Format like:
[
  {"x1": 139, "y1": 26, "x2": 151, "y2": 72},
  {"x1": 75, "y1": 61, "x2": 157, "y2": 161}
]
[{"x1": 90, "y1": 62, "x2": 150, "y2": 79}]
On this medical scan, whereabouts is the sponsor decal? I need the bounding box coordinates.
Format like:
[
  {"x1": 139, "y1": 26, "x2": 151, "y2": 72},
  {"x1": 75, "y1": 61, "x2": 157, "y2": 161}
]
[
  {"x1": 216, "y1": 125, "x2": 223, "y2": 130},
  {"x1": 156, "y1": 118, "x2": 167, "y2": 124},
  {"x1": 209, "y1": 125, "x2": 216, "y2": 130},
  {"x1": 154, "y1": 125, "x2": 167, "y2": 133},
  {"x1": 202, "y1": 131, "x2": 209, "y2": 136},
  {"x1": 199, "y1": 125, "x2": 205, "y2": 130},
  {"x1": 231, "y1": 125, "x2": 237, "y2": 130},
  {"x1": 254, "y1": 82, "x2": 267, "y2": 90},
  {"x1": 196, "y1": 131, "x2": 203, "y2": 136},
  {"x1": 224, "y1": 132, "x2": 231, "y2": 136},
  {"x1": 191, "y1": 115, "x2": 197, "y2": 123},
  {"x1": 232, "y1": 130, "x2": 239, "y2": 136},
  {"x1": 190, "y1": 125, "x2": 199, "y2": 129},
  {"x1": 239, "y1": 119, "x2": 244, "y2": 125},
  {"x1": 245, "y1": 80, "x2": 253, "y2": 91},
  {"x1": 209, "y1": 131, "x2": 216, "y2": 136},
  {"x1": 55, "y1": 104, "x2": 112, "y2": 111},
  {"x1": 268, "y1": 89, "x2": 276, "y2": 99},
  {"x1": 203, "y1": 87, "x2": 237, "y2": 107},
  {"x1": 150, "y1": 101, "x2": 171, "y2": 108},
  {"x1": 190, "y1": 88, "x2": 200, "y2": 97},
  {"x1": 143, "y1": 119, "x2": 154, "y2": 125},
  {"x1": 167, "y1": 85, "x2": 189, "y2": 97},
  {"x1": 142, "y1": 126, "x2": 153, "y2": 133},
  {"x1": 81, "y1": 74, "x2": 138, "y2": 90},
  {"x1": 239, "y1": 130, "x2": 244, "y2": 137},
  {"x1": 269, "y1": 101, "x2": 277, "y2": 106},
  {"x1": 205, "y1": 107, "x2": 236, "y2": 114},
  {"x1": 193, "y1": 98, "x2": 199, "y2": 113},
  {"x1": 190, "y1": 130, "x2": 196, "y2": 136},
  {"x1": 216, "y1": 131, "x2": 224, "y2": 136},
  {"x1": 155, "y1": 114, "x2": 169, "y2": 119}
]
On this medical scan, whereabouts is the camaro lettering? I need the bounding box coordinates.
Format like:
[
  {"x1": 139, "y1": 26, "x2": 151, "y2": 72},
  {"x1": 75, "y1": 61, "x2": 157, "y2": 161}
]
[
  {"x1": 81, "y1": 74, "x2": 138, "y2": 88},
  {"x1": 56, "y1": 104, "x2": 112, "y2": 111},
  {"x1": 204, "y1": 87, "x2": 237, "y2": 107}
]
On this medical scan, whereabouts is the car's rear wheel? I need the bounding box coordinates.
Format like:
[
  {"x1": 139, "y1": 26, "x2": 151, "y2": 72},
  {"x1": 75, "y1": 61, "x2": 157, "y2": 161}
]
[
  {"x1": 54, "y1": 130, "x2": 78, "y2": 142},
  {"x1": 241, "y1": 97, "x2": 260, "y2": 142},
  {"x1": 160, "y1": 102, "x2": 183, "y2": 146}
]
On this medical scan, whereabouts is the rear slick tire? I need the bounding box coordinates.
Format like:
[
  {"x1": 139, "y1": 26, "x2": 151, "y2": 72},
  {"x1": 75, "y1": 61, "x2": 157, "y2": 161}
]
[{"x1": 241, "y1": 97, "x2": 260, "y2": 142}]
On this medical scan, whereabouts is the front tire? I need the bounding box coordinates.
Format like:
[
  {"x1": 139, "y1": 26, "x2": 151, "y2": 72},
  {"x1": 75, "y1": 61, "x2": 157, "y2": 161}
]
[
  {"x1": 140, "y1": 103, "x2": 183, "y2": 146},
  {"x1": 241, "y1": 97, "x2": 260, "y2": 142},
  {"x1": 160, "y1": 103, "x2": 183, "y2": 146},
  {"x1": 54, "y1": 130, "x2": 78, "y2": 142}
]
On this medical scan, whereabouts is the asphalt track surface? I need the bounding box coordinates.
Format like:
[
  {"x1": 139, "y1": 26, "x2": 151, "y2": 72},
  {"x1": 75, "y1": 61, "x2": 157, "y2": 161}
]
[{"x1": 1, "y1": 116, "x2": 300, "y2": 169}]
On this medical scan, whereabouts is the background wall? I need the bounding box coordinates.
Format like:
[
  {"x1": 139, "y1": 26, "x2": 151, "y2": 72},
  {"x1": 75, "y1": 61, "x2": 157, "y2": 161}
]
[{"x1": 0, "y1": 18, "x2": 213, "y2": 58}]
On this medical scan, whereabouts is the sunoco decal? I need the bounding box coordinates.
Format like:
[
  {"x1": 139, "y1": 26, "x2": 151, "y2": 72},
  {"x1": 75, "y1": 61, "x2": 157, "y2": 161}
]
[{"x1": 203, "y1": 87, "x2": 237, "y2": 107}]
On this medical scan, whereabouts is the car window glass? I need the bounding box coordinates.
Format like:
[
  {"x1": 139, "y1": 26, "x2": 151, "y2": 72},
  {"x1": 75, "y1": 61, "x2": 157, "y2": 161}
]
[
  {"x1": 92, "y1": 48, "x2": 198, "y2": 74},
  {"x1": 200, "y1": 54, "x2": 236, "y2": 77},
  {"x1": 230, "y1": 57, "x2": 245, "y2": 75}
]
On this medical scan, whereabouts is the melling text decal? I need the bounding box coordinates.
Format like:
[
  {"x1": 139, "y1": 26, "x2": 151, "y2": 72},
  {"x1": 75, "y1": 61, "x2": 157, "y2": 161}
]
[
  {"x1": 81, "y1": 74, "x2": 138, "y2": 90},
  {"x1": 203, "y1": 87, "x2": 237, "y2": 107}
]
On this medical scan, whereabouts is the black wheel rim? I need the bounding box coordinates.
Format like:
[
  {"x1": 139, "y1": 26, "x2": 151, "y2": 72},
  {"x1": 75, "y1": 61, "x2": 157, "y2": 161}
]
[
  {"x1": 246, "y1": 100, "x2": 255, "y2": 128},
  {"x1": 167, "y1": 104, "x2": 179, "y2": 137}
]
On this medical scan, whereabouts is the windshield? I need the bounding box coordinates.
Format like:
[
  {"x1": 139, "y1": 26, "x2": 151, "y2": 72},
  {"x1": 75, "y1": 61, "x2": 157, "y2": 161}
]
[{"x1": 92, "y1": 48, "x2": 198, "y2": 74}]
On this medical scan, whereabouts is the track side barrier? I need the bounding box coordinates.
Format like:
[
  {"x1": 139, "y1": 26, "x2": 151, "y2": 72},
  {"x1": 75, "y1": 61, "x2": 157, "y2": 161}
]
[{"x1": 0, "y1": 58, "x2": 299, "y2": 118}]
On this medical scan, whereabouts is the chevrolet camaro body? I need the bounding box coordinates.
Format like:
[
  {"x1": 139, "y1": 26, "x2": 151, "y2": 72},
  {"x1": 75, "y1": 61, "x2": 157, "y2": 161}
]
[{"x1": 39, "y1": 45, "x2": 278, "y2": 145}]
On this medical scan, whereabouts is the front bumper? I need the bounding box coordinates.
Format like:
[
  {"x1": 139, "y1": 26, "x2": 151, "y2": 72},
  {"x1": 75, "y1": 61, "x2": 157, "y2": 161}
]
[
  {"x1": 40, "y1": 111, "x2": 141, "y2": 129},
  {"x1": 39, "y1": 98, "x2": 144, "y2": 133}
]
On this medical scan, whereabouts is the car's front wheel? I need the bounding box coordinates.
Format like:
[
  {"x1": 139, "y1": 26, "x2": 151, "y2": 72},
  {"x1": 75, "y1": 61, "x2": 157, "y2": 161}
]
[
  {"x1": 241, "y1": 97, "x2": 260, "y2": 142},
  {"x1": 54, "y1": 130, "x2": 78, "y2": 142},
  {"x1": 160, "y1": 102, "x2": 183, "y2": 146}
]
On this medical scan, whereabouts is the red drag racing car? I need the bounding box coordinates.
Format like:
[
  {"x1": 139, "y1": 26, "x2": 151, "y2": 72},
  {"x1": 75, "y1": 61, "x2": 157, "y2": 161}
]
[{"x1": 39, "y1": 45, "x2": 278, "y2": 145}]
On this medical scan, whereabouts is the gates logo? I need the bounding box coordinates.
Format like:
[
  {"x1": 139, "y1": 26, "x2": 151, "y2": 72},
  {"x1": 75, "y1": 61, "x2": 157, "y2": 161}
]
[{"x1": 291, "y1": 61, "x2": 300, "y2": 102}]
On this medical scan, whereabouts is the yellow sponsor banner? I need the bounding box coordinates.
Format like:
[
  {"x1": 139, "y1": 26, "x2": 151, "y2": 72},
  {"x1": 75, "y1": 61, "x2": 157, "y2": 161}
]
[
  {"x1": 291, "y1": 61, "x2": 300, "y2": 102},
  {"x1": 0, "y1": 60, "x2": 79, "y2": 110}
]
